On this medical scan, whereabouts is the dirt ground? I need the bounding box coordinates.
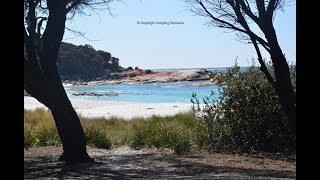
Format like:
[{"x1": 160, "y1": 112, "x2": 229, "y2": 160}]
[{"x1": 24, "y1": 146, "x2": 296, "y2": 179}]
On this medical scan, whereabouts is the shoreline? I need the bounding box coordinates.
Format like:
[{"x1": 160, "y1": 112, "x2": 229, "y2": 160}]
[
  {"x1": 62, "y1": 69, "x2": 213, "y2": 86},
  {"x1": 24, "y1": 96, "x2": 195, "y2": 119},
  {"x1": 25, "y1": 70, "x2": 212, "y2": 119}
]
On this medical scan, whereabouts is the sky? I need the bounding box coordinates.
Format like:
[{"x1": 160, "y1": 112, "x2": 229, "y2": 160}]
[{"x1": 63, "y1": 0, "x2": 296, "y2": 69}]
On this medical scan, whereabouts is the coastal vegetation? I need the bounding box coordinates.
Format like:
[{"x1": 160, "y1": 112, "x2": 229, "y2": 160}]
[
  {"x1": 56, "y1": 42, "x2": 210, "y2": 84},
  {"x1": 186, "y1": 0, "x2": 296, "y2": 132},
  {"x1": 192, "y1": 64, "x2": 296, "y2": 153},
  {"x1": 24, "y1": 0, "x2": 295, "y2": 166},
  {"x1": 25, "y1": 64, "x2": 296, "y2": 156},
  {"x1": 24, "y1": 109, "x2": 195, "y2": 154},
  {"x1": 57, "y1": 42, "x2": 123, "y2": 81}
]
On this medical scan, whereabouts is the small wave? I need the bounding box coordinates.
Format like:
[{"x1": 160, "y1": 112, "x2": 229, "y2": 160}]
[
  {"x1": 129, "y1": 92, "x2": 152, "y2": 96},
  {"x1": 112, "y1": 90, "x2": 125, "y2": 94},
  {"x1": 71, "y1": 91, "x2": 119, "y2": 97}
]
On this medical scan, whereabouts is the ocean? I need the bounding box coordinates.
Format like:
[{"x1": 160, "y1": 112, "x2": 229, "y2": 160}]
[
  {"x1": 64, "y1": 67, "x2": 249, "y2": 104},
  {"x1": 67, "y1": 81, "x2": 221, "y2": 104}
]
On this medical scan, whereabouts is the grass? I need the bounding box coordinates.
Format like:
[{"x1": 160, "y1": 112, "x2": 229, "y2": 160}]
[
  {"x1": 24, "y1": 109, "x2": 201, "y2": 154},
  {"x1": 24, "y1": 108, "x2": 295, "y2": 158},
  {"x1": 130, "y1": 113, "x2": 196, "y2": 154},
  {"x1": 24, "y1": 109, "x2": 61, "y2": 147}
]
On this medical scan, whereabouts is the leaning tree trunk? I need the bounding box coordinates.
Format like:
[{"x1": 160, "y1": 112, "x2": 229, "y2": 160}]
[
  {"x1": 25, "y1": 57, "x2": 92, "y2": 163},
  {"x1": 25, "y1": 53, "x2": 92, "y2": 163},
  {"x1": 270, "y1": 45, "x2": 296, "y2": 131},
  {"x1": 264, "y1": 24, "x2": 296, "y2": 132},
  {"x1": 45, "y1": 64, "x2": 92, "y2": 163},
  {"x1": 24, "y1": 0, "x2": 92, "y2": 163}
]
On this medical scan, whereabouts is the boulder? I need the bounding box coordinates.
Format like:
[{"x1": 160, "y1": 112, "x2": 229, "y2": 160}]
[
  {"x1": 126, "y1": 66, "x2": 134, "y2": 71},
  {"x1": 144, "y1": 69, "x2": 152, "y2": 74}
]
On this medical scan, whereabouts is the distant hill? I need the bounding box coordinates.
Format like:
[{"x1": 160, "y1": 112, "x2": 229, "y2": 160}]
[{"x1": 57, "y1": 42, "x2": 125, "y2": 81}]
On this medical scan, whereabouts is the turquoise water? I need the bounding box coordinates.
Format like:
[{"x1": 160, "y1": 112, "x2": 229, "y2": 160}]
[{"x1": 67, "y1": 82, "x2": 221, "y2": 103}]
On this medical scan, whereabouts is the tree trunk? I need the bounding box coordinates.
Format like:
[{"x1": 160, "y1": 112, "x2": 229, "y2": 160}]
[
  {"x1": 270, "y1": 47, "x2": 296, "y2": 131},
  {"x1": 49, "y1": 82, "x2": 92, "y2": 163},
  {"x1": 264, "y1": 25, "x2": 296, "y2": 132},
  {"x1": 24, "y1": 0, "x2": 92, "y2": 163},
  {"x1": 25, "y1": 57, "x2": 92, "y2": 163}
]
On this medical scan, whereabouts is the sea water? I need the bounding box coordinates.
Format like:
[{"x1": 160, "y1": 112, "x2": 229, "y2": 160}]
[
  {"x1": 67, "y1": 81, "x2": 221, "y2": 104},
  {"x1": 65, "y1": 66, "x2": 246, "y2": 104}
]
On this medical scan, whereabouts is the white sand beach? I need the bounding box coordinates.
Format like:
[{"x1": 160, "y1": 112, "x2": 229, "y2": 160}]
[{"x1": 24, "y1": 97, "x2": 194, "y2": 119}]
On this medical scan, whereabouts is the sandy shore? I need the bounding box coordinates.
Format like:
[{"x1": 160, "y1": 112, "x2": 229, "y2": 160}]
[{"x1": 24, "y1": 97, "x2": 194, "y2": 119}]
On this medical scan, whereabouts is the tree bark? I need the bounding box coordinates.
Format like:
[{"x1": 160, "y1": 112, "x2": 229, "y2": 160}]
[
  {"x1": 25, "y1": 55, "x2": 92, "y2": 163},
  {"x1": 263, "y1": 24, "x2": 296, "y2": 132},
  {"x1": 48, "y1": 71, "x2": 92, "y2": 163},
  {"x1": 270, "y1": 46, "x2": 296, "y2": 131}
]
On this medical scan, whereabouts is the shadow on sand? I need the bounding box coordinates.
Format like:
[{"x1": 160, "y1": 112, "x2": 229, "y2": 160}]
[{"x1": 24, "y1": 151, "x2": 295, "y2": 179}]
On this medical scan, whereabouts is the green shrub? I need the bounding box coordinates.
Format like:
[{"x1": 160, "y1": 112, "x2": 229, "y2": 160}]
[
  {"x1": 84, "y1": 124, "x2": 111, "y2": 149},
  {"x1": 192, "y1": 64, "x2": 296, "y2": 153},
  {"x1": 33, "y1": 127, "x2": 61, "y2": 147},
  {"x1": 131, "y1": 114, "x2": 194, "y2": 154},
  {"x1": 192, "y1": 120, "x2": 209, "y2": 150},
  {"x1": 24, "y1": 127, "x2": 35, "y2": 149},
  {"x1": 24, "y1": 109, "x2": 204, "y2": 153},
  {"x1": 165, "y1": 127, "x2": 192, "y2": 154},
  {"x1": 24, "y1": 123, "x2": 61, "y2": 148}
]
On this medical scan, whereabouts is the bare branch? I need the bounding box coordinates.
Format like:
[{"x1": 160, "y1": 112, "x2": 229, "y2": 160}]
[
  {"x1": 190, "y1": 0, "x2": 270, "y2": 51},
  {"x1": 226, "y1": 0, "x2": 270, "y2": 51},
  {"x1": 251, "y1": 38, "x2": 277, "y2": 88},
  {"x1": 267, "y1": 0, "x2": 279, "y2": 13},
  {"x1": 66, "y1": 0, "x2": 82, "y2": 14},
  {"x1": 198, "y1": 1, "x2": 248, "y2": 34},
  {"x1": 255, "y1": 0, "x2": 266, "y2": 18},
  {"x1": 37, "y1": 17, "x2": 47, "y2": 35},
  {"x1": 64, "y1": 27, "x2": 103, "y2": 41},
  {"x1": 26, "y1": 0, "x2": 37, "y2": 39},
  {"x1": 238, "y1": 0, "x2": 260, "y2": 24},
  {"x1": 185, "y1": 0, "x2": 282, "y2": 88},
  {"x1": 66, "y1": 0, "x2": 116, "y2": 16}
]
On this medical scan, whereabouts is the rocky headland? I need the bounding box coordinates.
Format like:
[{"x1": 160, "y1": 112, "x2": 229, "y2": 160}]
[
  {"x1": 65, "y1": 69, "x2": 212, "y2": 86},
  {"x1": 51, "y1": 42, "x2": 213, "y2": 86}
]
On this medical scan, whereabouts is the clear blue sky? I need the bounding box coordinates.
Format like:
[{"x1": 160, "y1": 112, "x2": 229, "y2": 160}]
[{"x1": 63, "y1": 0, "x2": 296, "y2": 69}]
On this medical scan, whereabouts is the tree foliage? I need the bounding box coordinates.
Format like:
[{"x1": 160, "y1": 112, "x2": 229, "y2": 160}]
[
  {"x1": 192, "y1": 64, "x2": 296, "y2": 153},
  {"x1": 57, "y1": 42, "x2": 123, "y2": 81},
  {"x1": 185, "y1": 0, "x2": 296, "y2": 131}
]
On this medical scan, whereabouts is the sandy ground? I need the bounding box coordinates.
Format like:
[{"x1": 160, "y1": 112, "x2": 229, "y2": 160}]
[
  {"x1": 24, "y1": 96, "x2": 194, "y2": 119},
  {"x1": 24, "y1": 146, "x2": 296, "y2": 179}
]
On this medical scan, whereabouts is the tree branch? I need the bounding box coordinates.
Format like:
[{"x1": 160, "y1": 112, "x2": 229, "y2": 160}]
[
  {"x1": 238, "y1": 0, "x2": 260, "y2": 24},
  {"x1": 66, "y1": 0, "x2": 82, "y2": 14},
  {"x1": 224, "y1": 0, "x2": 276, "y2": 86},
  {"x1": 37, "y1": 17, "x2": 47, "y2": 35},
  {"x1": 267, "y1": 0, "x2": 279, "y2": 13},
  {"x1": 26, "y1": 0, "x2": 37, "y2": 40},
  {"x1": 198, "y1": 1, "x2": 247, "y2": 34},
  {"x1": 255, "y1": 0, "x2": 266, "y2": 18},
  {"x1": 198, "y1": 0, "x2": 269, "y2": 50},
  {"x1": 252, "y1": 38, "x2": 277, "y2": 89}
]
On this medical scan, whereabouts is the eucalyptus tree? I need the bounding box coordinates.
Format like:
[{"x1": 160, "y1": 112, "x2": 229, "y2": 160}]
[
  {"x1": 24, "y1": 0, "x2": 115, "y2": 163},
  {"x1": 186, "y1": 0, "x2": 296, "y2": 131}
]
